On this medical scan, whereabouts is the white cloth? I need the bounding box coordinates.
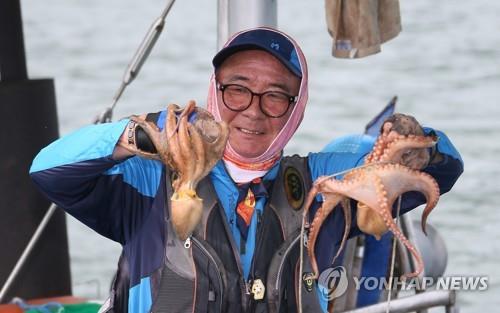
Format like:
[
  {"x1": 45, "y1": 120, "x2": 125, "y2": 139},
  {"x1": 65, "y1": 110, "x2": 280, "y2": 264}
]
[{"x1": 223, "y1": 160, "x2": 268, "y2": 183}]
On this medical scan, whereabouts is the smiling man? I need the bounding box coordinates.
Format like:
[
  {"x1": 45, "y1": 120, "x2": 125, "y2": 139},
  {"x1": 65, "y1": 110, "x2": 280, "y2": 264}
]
[
  {"x1": 214, "y1": 49, "x2": 300, "y2": 159},
  {"x1": 30, "y1": 27, "x2": 463, "y2": 313}
]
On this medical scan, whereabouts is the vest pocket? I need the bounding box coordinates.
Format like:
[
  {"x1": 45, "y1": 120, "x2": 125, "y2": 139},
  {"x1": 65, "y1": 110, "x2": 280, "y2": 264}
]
[
  {"x1": 150, "y1": 237, "x2": 228, "y2": 313},
  {"x1": 152, "y1": 266, "x2": 195, "y2": 312},
  {"x1": 192, "y1": 237, "x2": 228, "y2": 313}
]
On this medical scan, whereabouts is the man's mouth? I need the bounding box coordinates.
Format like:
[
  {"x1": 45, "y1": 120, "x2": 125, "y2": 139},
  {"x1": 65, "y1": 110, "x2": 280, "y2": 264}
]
[{"x1": 237, "y1": 127, "x2": 263, "y2": 135}]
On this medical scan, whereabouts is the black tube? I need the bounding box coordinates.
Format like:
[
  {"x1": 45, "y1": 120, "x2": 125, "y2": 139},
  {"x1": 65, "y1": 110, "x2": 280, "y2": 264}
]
[{"x1": 0, "y1": 0, "x2": 28, "y2": 81}]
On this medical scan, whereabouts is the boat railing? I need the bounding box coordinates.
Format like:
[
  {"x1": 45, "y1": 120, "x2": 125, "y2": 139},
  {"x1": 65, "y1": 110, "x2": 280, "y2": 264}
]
[{"x1": 341, "y1": 289, "x2": 458, "y2": 313}]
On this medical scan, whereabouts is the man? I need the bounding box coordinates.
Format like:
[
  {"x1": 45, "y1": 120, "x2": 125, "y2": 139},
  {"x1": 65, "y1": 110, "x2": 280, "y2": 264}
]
[{"x1": 30, "y1": 27, "x2": 463, "y2": 313}]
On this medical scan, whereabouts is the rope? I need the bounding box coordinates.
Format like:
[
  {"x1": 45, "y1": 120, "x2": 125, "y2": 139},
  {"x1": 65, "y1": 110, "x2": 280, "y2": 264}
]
[
  {"x1": 323, "y1": 161, "x2": 388, "y2": 180},
  {"x1": 298, "y1": 211, "x2": 306, "y2": 313},
  {"x1": 385, "y1": 195, "x2": 402, "y2": 313}
]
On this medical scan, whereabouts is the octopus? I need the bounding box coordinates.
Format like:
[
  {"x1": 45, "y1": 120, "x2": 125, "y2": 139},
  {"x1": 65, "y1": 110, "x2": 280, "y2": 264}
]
[
  {"x1": 125, "y1": 100, "x2": 229, "y2": 240},
  {"x1": 303, "y1": 114, "x2": 441, "y2": 280}
]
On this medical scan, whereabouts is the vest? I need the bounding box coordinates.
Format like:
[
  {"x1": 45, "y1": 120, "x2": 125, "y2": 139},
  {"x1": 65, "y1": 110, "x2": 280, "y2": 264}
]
[{"x1": 104, "y1": 155, "x2": 324, "y2": 313}]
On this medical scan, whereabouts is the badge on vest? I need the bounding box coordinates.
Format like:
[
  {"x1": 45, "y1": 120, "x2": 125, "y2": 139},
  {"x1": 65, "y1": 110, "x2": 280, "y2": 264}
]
[
  {"x1": 251, "y1": 278, "x2": 266, "y2": 300},
  {"x1": 284, "y1": 166, "x2": 305, "y2": 210}
]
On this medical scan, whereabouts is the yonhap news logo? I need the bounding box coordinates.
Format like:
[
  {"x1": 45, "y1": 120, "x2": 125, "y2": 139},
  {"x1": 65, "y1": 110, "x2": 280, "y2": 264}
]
[
  {"x1": 353, "y1": 276, "x2": 489, "y2": 292},
  {"x1": 318, "y1": 266, "x2": 349, "y2": 300},
  {"x1": 317, "y1": 266, "x2": 488, "y2": 301}
]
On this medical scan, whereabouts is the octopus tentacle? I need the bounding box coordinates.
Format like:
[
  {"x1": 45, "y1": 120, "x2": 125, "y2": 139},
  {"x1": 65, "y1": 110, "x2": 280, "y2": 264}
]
[
  {"x1": 305, "y1": 180, "x2": 353, "y2": 278},
  {"x1": 375, "y1": 164, "x2": 440, "y2": 235},
  {"x1": 380, "y1": 134, "x2": 437, "y2": 169},
  {"x1": 166, "y1": 103, "x2": 182, "y2": 173},
  {"x1": 330, "y1": 198, "x2": 352, "y2": 267},
  {"x1": 306, "y1": 191, "x2": 344, "y2": 279},
  {"x1": 420, "y1": 173, "x2": 440, "y2": 235},
  {"x1": 365, "y1": 135, "x2": 390, "y2": 164},
  {"x1": 380, "y1": 201, "x2": 424, "y2": 278},
  {"x1": 178, "y1": 113, "x2": 196, "y2": 188},
  {"x1": 373, "y1": 174, "x2": 424, "y2": 278},
  {"x1": 188, "y1": 123, "x2": 207, "y2": 188},
  {"x1": 199, "y1": 121, "x2": 229, "y2": 177}
]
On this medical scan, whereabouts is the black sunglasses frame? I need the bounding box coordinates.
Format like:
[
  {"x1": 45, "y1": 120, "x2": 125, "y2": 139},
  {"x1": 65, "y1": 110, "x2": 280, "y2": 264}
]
[{"x1": 217, "y1": 82, "x2": 297, "y2": 118}]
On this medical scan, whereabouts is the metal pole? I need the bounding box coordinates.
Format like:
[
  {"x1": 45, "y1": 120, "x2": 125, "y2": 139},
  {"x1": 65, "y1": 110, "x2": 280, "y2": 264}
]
[
  {"x1": 0, "y1": 204, "x2": 57, "y2": 303},
  {"x1": 342, "y1": 290, "x2": 456, "y2": 313},
  {"x1": 96, "y1": 0, "x2": 177, "y2": 123},
  {"x1": 217, "y1": 0, "x2": 230, "y2": 50},
  {"x1": 217, "y1": 0, "x2": 277, "y2": 50}
]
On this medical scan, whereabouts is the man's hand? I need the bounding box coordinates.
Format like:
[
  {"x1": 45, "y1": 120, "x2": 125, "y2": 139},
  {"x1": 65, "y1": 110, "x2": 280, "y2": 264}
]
[
  {"x1": 381, "y1": 113, "x2": 442, "y2": 168},
  {"x1": 112, "y1": 114, "x2": 149, "y2": 161}
]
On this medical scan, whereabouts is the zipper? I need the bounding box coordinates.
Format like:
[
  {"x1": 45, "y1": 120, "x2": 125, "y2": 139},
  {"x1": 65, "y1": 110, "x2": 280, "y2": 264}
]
[
  {"x1": 249, "y1": 210, "x2": 264, "y2": 279},
  {"x1": 215, "y1": 202, "x2": 251, "y2": 311},
  {"x1": 191, "y1": 236, "x2": 224, "y2": 313},
  {"x1": 275, "y1": 235, "x2": 301, "y2": 293},
  {"x1": 246, "y1": 210, "x2": 264, "y2": 310}
]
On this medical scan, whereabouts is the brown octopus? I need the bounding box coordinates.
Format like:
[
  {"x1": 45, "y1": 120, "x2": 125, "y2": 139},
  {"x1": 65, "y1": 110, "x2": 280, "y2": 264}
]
[
  {"x1": 303, "y1": 114, "x2": 441, "y2": 280},
  {"x1": 122, "y1": 100, "x2": 229, "y2": 240}
]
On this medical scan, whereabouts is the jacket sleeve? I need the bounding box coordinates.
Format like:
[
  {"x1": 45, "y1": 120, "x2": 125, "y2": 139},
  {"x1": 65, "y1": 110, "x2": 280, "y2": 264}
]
[{"x1": 29, "y1": 119, "x2": 163, "y2": 244}]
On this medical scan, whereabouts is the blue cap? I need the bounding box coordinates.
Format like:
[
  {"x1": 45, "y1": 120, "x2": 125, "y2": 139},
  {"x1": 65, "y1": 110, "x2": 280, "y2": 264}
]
[{"x1": 213, "y1": 28, "x2": 302, "y2": 78}]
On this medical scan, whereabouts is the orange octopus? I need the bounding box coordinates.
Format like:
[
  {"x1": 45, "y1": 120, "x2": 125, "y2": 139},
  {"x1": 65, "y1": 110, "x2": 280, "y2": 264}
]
[
  {"x1": 303, "y1": 114, "x2": 441, "y2": 280},
  {"x1": 123, "y1": 100, "x2": 229, "y2": 240}
]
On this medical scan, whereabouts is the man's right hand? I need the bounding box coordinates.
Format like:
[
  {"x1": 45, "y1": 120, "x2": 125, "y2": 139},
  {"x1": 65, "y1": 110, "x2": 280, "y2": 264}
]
[{"x1": 112, "y1": 114, "x2": 148, "y2": 160}]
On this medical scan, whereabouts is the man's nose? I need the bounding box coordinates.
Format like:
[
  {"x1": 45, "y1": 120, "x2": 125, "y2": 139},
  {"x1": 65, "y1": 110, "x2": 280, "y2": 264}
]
[{"x1": 243, "y1": 94, "x2": 265, "y2": 119}]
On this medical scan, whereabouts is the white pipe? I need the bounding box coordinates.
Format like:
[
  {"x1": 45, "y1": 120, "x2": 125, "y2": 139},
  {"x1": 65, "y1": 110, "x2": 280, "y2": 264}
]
[
  {"x1": 217, "y1": 0, "x2": 277, "y2": 50},
  {"x1": 342, "y1": 290, "x2": 456, "y2": 313}
]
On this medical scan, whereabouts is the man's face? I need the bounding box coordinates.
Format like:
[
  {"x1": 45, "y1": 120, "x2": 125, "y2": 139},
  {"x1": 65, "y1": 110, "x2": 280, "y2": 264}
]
[{"x1": 216, "y1": 50, "x2": 301, "y2": 158}]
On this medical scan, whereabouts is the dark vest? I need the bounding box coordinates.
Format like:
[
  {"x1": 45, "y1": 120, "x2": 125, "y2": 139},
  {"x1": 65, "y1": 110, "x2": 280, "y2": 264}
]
[{"x1": 106, "y1": 155, "x2": 324, "y2": 313}]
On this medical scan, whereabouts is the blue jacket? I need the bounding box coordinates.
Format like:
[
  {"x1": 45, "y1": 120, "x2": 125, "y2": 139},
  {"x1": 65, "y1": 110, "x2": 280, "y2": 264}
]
[{"x1": 29, "y1": 113, "x2": 463, "y2": 313}]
